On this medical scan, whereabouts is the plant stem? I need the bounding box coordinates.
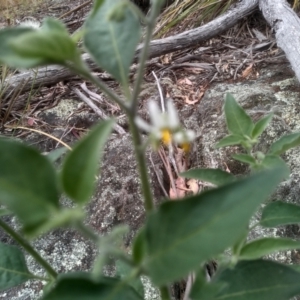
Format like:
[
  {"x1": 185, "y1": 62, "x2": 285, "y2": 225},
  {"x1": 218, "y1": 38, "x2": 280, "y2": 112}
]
[
  {"x1": 130, "y1": 0, "x2": 164, "y2": 114},
  {"x1": 0, "y1": 219, "x2": 57, "y2": 279},
  {"x1": 129, "y1": 117, "x2": 154, "y2": 212},
  {"x1": 160, "y1": 286, "x2": 171, "y2": 300},
  {"x1": 124, "y1": 1, "x2": 163, "y2": 214},
  {"x1": 75, "y1": 222, "x2": 100, "y2": 243},
  {"x1": 67, "y1": 63, "x2": 130, "y2": 114}
]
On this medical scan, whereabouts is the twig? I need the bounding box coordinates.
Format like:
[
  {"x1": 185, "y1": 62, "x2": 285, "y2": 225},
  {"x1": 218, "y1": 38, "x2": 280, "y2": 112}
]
[
  {"x1": 158, "y1": 147, "x2": 177, "y2": 198},
  {"x1": 67, "y1": 64, "x2": 130, "y2": 114},
  {"x1": 73, "y1": 88, "x2": 126, "y2": 135},
  {"x1": 4, "y1": 125, "x2": 72, "y2": 150},
  {"x1": 58, "y1": 0, "x2": 92, "y2": 19},
  {"x1": 149, "y1": 152, "x2": 169, "y2": 197},
  {"x1": 152, "y1": 71, "x2": 165, "y2": 112},
  {"x1": 1, "y1": 78, "x2": 28, "y2": 126},
  {"x1": 80, "y1": 82, "x2": 119, "y2": 111},
  {"x1": 167, "y1": 62, "x2": 214, "y2": 71},
  {"x1": 183, "y1": 273, "x2": 195, "y2": 300}
]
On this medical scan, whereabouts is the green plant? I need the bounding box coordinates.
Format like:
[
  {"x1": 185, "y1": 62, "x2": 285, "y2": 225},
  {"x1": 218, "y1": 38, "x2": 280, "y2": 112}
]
[{"x1": 1, "y1": 1, "x2": 300, "y2": 299}]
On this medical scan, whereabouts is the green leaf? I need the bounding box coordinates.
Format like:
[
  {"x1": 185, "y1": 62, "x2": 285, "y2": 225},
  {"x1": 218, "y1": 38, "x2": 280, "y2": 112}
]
[
  {"x1": 92, "y1": 225, "x2": 129, "y2": 278},
  {"x1": 10, "y1": 31, "x2": 81, "y2": 68},
  {"x1": 251, "y1": 113, "x2": 273, "y2": 139},
  {"x1": 239, "y1": 238, "x2": 300, "y2": 260},
  {"x1": 115, "y1": 260, "x2": 144, "y2": 297},
  {"x1": 232, "y1": 230, "x2": 248, "y2": 256},
  {"x1": 0, "y1": 208, "x2": 12, "y2": 217},
  {"x1": 40, "y1": 18, "x2": 69, "y2": 33},
  {"x1": 24, "y1": 208, "x2": 85, "y2": 238},
  {"x1": 231, "y1": 154, "x2": 256, "y2": 165},
  {"x1": 42, "y1": 273, "x2": 143, "y2": 300},
  {"x1": 0, "y1": 138, "x2": 59, "y2": 229},
  {"x1": 0, "y1": 19, "x2": 80, "y2": 69},
  {"x1": 260, "y1": 201, "x2": 300, "y2": 227},
  {"x1": 132, "y1": 228, "x2": 147, "y2": 265},
  {"x1": 43, "y1": 280, "x2": 57, "y2": 295},
  {"x1": 61, "y1": 120, "x2": 114, "y2": 204},
  {"x1": 46, "y1": 147, "x2": 69, "y2": 163},
  {"x1": 181, "y1": 168, "x2": 235, "y2": 186},
  {"x1": 268, "y1": 132, "x2": 300, "y2": 155},
  {"x1": 215, "y1": 134, "x2": 244, "y2": 148},
  {"x1": 92, "y1": 0, "x2": 105, "y2": 15},
  {"x1": 142, "y1": 167, "x2": 285, "y2": 285},
  {"x1": 213, "y1": 259, "x2": 300, "y2": 300},
  {"x1": 224, "y1": 93, "x2": 254, "y2": 137},
  {"x1": 0, "y1": 243, "x2": 33, "y2": 291},
  {"x1": 289, "y1": 264, "x2": 300, "y2": 272},
  {"x1": 0, "y1": 27, "x2": 40, "y2": 68},
  {"x1": 259, "y1": 155, "x2": 289, "y2": 176},
  {"x1": 190, "y1": 268, "x2": 226, "y2": 299},
  {"x1": 84, "y1": 0, "x2": 141, "y2": 85}
]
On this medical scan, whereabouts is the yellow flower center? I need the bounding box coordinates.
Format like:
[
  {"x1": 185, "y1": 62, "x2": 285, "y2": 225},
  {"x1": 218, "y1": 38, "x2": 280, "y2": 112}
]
[
  {"x1": 181, "y1": 142, "x2": 191, "y2": 152},
  {"x1": 161, "y1": 129, "x2": 172, "y2": 145}
]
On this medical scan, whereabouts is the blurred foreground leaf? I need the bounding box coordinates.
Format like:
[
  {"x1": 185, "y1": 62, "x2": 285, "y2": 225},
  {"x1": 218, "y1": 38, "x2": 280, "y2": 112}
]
[{"x1": 142, "y1": 167, "x2": 286, "y2": 285}]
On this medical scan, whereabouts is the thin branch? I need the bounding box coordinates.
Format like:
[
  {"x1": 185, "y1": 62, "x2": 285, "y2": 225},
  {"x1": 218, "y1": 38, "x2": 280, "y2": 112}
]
[
  {"x1": 73, "y1": 88, "x2": 126, "y2": 135},
  {"x1": 152, "y1": 71, "x2": 165, "y2": 112},
  {"x1": 67, "y1": 63, "x2": 130, "y2": 114}
]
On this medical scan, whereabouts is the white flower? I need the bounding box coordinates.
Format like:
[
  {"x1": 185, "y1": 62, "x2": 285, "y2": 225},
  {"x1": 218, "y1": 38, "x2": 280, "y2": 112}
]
[
  {"x1": 173, "y1": 130, "x2": 196, "y2": 152},
  {"x1": 147, "y1": 100, "x2": 180, "y2": 129},
  {"x1": 166, "y1": 100, "x2": 180, "y2": 129},
  {"x1": 135, "y1": 100, "x2": 195, "y2": 151},
  {"x1": 19, "y1": 19, "x2": 40, "y2": 29},
  {"x1": 173, "y1": 130, "x2": 195, "y2": 143}
]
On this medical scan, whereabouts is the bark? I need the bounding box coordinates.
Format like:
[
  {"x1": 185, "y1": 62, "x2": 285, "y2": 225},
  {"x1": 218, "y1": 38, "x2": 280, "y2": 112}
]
[
  {"x1": 135, "y1": 0, "x2": 259, "y2": 59},
  {"x1": 2, "y1": 58, "x2": 102, "y2": 100},
  {"x1": 259, "y1": 0, "x2": 300, "y2": 82},
  {"x1": 3, "y1": 0, "x2": 258, "y2": 98}
]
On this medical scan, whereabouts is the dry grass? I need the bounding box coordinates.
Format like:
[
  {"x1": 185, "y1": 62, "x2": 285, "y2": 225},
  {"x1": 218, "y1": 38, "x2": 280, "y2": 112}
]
[
  {"x1": 155, "y1": 0, "x2": 238, "y2": 37},
  {"x1": 0, "y1": 0, "x2": 40, "y2": 9},
  {"x1": 0, "y1": 0, "x2": 45, "y2": 128},
  {"x1": 155, "y1": 0, "x2": 300, "y2": 38},
  {"x1": 293, "y1": 0, "x2": 300, "y2": 8},
  {"x1": 0, "y1": 0, "x2": 43, "y2": 25}
]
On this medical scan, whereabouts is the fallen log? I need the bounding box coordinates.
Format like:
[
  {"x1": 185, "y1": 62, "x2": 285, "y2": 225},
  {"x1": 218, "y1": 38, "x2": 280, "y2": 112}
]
[
  {"x1": 2, "y1": 0, "x2": 259, "y2": 98},
  {"x1": 136, "y1": 0, "x2": 259, "y2": 59},
  {"x1": 259, "y1": 0, "x2": 300, "y2": 82}
]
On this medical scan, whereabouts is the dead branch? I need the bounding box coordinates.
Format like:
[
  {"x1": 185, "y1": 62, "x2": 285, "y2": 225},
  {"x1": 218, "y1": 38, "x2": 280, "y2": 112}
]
[
  {"x1": 259, "y1": 0, "x2": 300, "y2": 82},
  {"x1": 136, "y1": 0, "x2": 259, "y2": 59},
  {"x1": 73, "y1": 87, "x2": 126, "y2": 135}
]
